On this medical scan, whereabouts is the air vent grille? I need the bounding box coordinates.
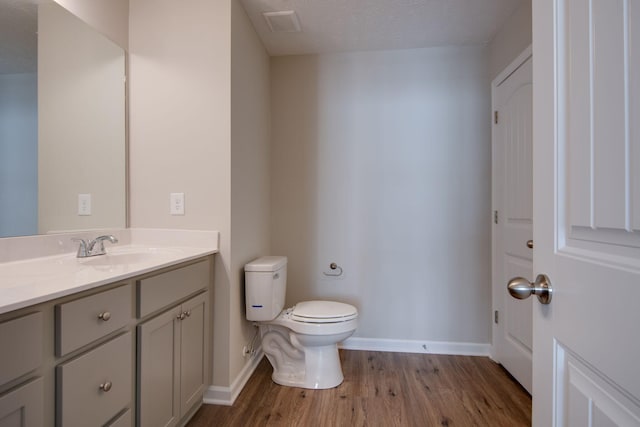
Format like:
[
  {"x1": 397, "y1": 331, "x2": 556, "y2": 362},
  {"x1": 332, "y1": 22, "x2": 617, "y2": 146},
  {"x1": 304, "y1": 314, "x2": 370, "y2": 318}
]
[{"x1": 263, "y1": 11, "x2": 301, "y2": 33}]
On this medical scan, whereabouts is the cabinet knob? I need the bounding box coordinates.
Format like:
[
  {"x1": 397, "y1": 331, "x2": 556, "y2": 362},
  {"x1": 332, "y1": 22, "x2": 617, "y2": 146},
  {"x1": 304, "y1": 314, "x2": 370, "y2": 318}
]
[
  {"x1": 177, "y1": 313, "x2": 185, "y2": 320},
  {"x1": 99, "y1": 381, "x2": 112, "y2": 392},
  {"x1": 98, "y1": 311, "x2": 111, "y2": 321},
  {"x1": 184, "y1": 310, "x2": 191, "y2": 318}
]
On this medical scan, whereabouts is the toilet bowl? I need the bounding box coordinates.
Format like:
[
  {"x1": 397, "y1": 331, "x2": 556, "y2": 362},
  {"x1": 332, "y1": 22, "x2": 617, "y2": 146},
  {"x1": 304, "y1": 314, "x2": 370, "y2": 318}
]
[{"x1": 245, "y1": 257, "x2": 358, "y2": 389}]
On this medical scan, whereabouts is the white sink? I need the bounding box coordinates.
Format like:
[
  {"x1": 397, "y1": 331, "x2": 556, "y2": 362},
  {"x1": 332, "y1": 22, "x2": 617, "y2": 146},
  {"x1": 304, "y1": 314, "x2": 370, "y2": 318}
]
[{"x1": 76, "y1": 247, "x2": 184, "y2": 267}]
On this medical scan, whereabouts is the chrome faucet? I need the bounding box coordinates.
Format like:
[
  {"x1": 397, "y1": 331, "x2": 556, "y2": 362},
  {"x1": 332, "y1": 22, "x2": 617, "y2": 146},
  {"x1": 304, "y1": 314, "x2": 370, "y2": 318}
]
[{"x1": 72, "y1": 235, "x2": 118, "y2": 258}]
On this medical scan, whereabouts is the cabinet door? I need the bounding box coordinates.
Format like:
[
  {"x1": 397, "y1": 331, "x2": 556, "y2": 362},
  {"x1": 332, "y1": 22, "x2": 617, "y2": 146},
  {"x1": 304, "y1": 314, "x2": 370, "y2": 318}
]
[
  {"x1": 0, "y1": 377, "x2": 43, "y2": 427},
  {"x1": 0, "y1": 312, "x2": 42, "y2": 386},
  {"x1": 179, "y1": 292, "x2": 207, "y2": 415},
  {"x1": 137, "y1": 306, "x2": 181, "y2": 427}
]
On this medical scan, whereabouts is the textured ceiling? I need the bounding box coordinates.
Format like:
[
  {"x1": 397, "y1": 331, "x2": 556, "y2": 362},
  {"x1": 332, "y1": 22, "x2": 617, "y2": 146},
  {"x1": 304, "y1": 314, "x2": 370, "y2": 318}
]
[{"x1": 240, "y1": 0, "x2": 526, "y2": 56}]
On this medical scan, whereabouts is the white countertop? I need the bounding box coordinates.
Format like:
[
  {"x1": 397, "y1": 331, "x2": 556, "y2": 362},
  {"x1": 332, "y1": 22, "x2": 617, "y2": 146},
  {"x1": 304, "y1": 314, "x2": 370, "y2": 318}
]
[{"x1": 0, "y1": 229, "x2": 219, "y2": 315}]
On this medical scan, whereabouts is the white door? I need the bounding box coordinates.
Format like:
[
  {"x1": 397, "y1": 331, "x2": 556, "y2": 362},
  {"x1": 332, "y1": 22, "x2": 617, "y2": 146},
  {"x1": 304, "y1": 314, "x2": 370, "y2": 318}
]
[
  {"x1": 492, "y1": 50, "x2": 534, "y2": 394},
  {"x1": 532, "y1": 0, "x2": 640, "y2": 425}
]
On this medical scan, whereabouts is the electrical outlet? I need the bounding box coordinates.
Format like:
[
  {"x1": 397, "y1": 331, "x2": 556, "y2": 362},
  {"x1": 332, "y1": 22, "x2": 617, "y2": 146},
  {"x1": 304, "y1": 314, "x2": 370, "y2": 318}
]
[
  {"x1": 170, "y1": 193, "x2": 185, "y2": 215},
  {"x1": 78, "y1": 194, "x2": 91, "y2": 215}
]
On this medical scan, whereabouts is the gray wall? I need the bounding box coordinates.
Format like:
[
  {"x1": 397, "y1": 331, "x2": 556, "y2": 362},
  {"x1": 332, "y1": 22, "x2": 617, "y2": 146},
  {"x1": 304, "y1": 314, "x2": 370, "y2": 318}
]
[{"x1": 271, "y1": 46, "x2": 492, "y2": 346}]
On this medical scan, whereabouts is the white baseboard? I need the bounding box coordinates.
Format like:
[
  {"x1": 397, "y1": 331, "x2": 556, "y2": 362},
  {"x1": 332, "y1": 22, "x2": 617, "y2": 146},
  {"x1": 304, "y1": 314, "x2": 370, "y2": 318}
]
[
  {"x1": 203, "y1": 349, "x2": 264, "y2": 406},
  {"x1": 339, "y1": 337, "x2": 491, "y2": 356}
]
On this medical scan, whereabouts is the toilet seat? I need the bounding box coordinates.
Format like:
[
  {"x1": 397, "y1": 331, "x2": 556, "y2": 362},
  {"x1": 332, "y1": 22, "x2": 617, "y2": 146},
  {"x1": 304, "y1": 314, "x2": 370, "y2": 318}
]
[
  {"x1": 268, "y1": 300, "x2": 358, "y2": 336},
  {"x1": 290, "y1": 301, "x2": 357, "y2": 323}
]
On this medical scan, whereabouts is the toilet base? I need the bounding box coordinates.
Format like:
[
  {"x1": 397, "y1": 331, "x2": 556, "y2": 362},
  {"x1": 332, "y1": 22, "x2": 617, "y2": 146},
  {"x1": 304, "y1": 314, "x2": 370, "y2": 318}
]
[
  {"x1": 271, "y1": 344, "x2": 344, "y2": 389},
  {"x1": 260, "y1": 325, "x2": 353, "y2": 390}
]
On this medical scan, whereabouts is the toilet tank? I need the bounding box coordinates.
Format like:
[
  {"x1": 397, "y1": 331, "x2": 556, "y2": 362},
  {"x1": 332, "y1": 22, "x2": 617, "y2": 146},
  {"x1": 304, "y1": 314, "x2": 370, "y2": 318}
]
[{"x1": 244, "y1": 256, "x2": 288, "y2": 321}]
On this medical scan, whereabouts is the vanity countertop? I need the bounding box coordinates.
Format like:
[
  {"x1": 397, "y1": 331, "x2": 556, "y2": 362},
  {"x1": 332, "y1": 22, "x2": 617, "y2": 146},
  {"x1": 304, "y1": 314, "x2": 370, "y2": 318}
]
[{"x1": 0, "y1": 230, "x2": 219, "y2": 315}]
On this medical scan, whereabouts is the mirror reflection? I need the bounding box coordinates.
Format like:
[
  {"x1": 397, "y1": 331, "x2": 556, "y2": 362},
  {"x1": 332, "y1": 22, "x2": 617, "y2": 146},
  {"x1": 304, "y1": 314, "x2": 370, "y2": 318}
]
[{"x1": 0, "y1": 0, "x2": 126, "y2": 238}]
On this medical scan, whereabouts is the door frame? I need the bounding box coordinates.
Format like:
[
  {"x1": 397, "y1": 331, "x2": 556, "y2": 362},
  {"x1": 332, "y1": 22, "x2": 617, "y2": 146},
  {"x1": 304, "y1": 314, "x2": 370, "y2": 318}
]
[{"x1": 491, "y1": 45, "x2": 533, "y2": 363}]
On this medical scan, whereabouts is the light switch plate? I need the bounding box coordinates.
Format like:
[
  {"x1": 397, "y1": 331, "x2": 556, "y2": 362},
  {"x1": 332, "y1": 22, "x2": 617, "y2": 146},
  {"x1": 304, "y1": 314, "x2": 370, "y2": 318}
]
[{"x1": 170, "y1": 193, "x2": 185, "y2": 215}]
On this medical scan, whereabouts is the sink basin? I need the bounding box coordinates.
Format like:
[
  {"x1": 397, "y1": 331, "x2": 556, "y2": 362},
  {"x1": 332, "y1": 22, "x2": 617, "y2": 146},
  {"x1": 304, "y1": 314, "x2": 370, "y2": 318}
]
[
  {"x1": 66, "y1": 247, "x2": 185, "y2": 267},
  {"x1": 79, "y1": 252, "x2": 158, "y2": 266}
]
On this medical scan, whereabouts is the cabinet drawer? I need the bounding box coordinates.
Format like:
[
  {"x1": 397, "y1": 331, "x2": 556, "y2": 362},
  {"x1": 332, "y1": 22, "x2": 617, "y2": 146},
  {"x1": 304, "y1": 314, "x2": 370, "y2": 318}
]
[
  {"x1": 0, "y1": 312, "x2": 42, "y2": 386},
  {"x1": 137, "y1": 260, "x2": 209, "y2": 318},
  {"x1": 0, "y1": 377, "x2": 43, "y2": 427},
  {"x1": 57, "y1": 332, "x2": 132, "y2": 427},
  {"x1": 106, "y1": 408, "x2": 132, "y2": 427},
  {"x1": 56, "y1": 284, "x2": 131, "y2": 357}
]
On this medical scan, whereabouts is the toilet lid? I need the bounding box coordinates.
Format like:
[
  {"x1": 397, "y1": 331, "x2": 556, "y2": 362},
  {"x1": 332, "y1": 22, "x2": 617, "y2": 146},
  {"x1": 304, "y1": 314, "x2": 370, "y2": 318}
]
[{"x1": 291, "y1": 301, "x2": 358, "y2": 323}]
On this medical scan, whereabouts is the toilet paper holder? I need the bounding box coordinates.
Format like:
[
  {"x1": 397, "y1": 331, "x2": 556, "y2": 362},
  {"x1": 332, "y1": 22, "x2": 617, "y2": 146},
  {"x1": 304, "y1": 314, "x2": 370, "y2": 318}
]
[{"x1": 323, "y1": 262, "x2": 343, "y2": 277}]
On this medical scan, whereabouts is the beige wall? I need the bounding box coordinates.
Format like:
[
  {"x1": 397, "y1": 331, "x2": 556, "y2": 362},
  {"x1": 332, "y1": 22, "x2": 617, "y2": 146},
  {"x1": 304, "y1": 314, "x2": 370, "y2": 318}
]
[
  {"x1": 129, "y1": 0, "x2": 232, "y2": 386},
  {"x1": 129, "y1": 0, "x2": 270, "y2": 388},
  {"x1": 53, "y1": 0, "x2": 128, "y2": 49},
  {"x1": 229, "y1": 0, "x2": 271, "y2": 384},
  {"x1": 271, "y1": 46, "x2": 492, "y2": 346},
  {"x1": 38, "y1": 3, "x2": 126, "y2": 234},
  {"x1": 488, "y1": 0, "x2": 532, "y2": 80}
]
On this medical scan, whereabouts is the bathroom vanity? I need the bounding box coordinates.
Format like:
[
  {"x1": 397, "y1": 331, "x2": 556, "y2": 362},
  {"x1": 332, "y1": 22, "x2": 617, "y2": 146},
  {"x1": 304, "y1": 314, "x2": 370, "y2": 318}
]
[{"x1": 0, "y1": 232, "x2": 217, "y2": 427}]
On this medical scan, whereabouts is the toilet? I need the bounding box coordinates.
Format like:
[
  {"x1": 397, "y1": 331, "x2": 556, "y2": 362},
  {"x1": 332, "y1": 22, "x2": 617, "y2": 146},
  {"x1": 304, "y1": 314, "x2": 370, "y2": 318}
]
[{"x1": 244, "y1": 256, "x2": 358, "y2": 389}]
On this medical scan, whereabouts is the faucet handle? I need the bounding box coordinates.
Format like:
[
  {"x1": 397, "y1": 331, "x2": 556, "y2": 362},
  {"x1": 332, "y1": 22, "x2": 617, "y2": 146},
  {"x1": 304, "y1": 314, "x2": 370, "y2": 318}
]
[
  {"x1": 71, "y1": 238, "x2": 89, "y2": 258},
  {"x1": 88, "y1": 235, "x2": 119, "y2": 255}
]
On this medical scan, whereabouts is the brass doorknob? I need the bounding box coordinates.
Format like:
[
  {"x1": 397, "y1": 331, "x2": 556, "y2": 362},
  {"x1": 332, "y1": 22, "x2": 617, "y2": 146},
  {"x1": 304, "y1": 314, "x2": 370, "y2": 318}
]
[
  {"x1": 526, "y1": 240, "x2": 534, "y2": 249},
  {"x1": 508, "y1": 274, "x2": 552, "y2": 304}
]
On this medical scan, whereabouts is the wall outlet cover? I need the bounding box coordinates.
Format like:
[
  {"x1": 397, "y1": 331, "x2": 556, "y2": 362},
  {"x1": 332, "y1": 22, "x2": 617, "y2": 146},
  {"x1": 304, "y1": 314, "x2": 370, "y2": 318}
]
[
  {"x1": 78, "y1": 194, "x2": 91, "y2": 216},
  {"x1": 170, "y1": 192, "x2": 185, "y2": 215}
]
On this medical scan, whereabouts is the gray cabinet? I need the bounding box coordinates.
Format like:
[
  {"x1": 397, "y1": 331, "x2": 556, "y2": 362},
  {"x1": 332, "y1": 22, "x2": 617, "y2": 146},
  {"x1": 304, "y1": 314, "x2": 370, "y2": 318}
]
[
  {"x1": 0, "y1": 312, "x2": 42, "y2": 386},
  {"x1": 179, "y1": 294, "x2": 207, "y2": 414},
  {"x1": 0, "y1": 377, "x2": 43, "y2": 427},
  {"x1": 138, "y1": 292, "x2": 208, "y2": 427},
  {"x1": 136, "y1": 260, "x2": 209, "y2": 318},
  {"x1": 55, "y1": 284, "x2": 132, "y2": 357},
  {"x1": 0, "y1": 313, "x2": 43, "y2": 427},
  {"x1": 0, "y1": 256, "x2": 212, "y2": 427},
  {"x1": 56, "y1": 332, "x2": 132, "y2": 426},
  {"x1": 105, "y1": 408, "x2": 132, "y2": 427}
]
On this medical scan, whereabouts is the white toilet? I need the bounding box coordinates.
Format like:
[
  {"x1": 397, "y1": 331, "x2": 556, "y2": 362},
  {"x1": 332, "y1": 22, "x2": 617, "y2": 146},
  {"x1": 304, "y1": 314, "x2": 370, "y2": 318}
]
[{"x1": 244, "y1": 256, "x2": 358, "y2": 389}]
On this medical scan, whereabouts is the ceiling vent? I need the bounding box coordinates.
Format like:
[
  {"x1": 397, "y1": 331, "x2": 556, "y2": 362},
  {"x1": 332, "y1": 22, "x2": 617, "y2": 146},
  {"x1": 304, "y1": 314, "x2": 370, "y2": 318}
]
[{"x1": 263, "y1": 11, "x2": 301, "y2": 33}]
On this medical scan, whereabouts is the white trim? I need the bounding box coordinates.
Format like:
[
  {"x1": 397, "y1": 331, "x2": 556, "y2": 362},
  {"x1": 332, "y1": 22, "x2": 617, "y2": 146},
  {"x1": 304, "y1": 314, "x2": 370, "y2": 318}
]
[
  {"x1": 493, "y1": 45, "x2": 533, "y2": 88},
  {"x1": 339, "y1": 337, "x2": 491, "y2": 356},
  {"x1": 203, "y1": 349, "x2": 264, "y2": 406}
]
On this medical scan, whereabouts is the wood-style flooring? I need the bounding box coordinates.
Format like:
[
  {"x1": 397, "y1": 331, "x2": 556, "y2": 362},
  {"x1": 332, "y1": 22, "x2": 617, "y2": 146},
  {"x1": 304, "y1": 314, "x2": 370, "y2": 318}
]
[{"x1": 188, "y1": 350, "x2": 531, "y2": 427}]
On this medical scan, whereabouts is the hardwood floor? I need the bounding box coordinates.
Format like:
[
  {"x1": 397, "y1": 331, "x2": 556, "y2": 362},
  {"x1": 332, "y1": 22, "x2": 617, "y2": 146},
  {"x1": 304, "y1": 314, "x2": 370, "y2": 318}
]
[{"x1": 188, "y1": 350, "x2": 531, "y2": 426}]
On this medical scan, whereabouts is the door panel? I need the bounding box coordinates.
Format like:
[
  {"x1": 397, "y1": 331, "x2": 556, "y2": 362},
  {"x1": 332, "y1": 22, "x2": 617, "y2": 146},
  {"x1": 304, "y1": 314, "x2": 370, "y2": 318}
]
[
  {"x1": 566, "y1": 0, "x2": 640, "y2": 241},
  {"x1": 561, "y1": 347, "x2": 640, "y2": 426},
  {"x1": 533, "y1": 0, "x2": 640, "y2": 425},
  {"x1": 493, "y1": 53, "x2": 533, "y2": 393}
]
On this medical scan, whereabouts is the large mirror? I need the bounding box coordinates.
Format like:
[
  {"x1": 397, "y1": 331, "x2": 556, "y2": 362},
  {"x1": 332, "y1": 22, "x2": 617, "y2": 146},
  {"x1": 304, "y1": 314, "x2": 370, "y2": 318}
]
[{"x1": 0, "y1": 0, "x2": 126, "y2": 238}]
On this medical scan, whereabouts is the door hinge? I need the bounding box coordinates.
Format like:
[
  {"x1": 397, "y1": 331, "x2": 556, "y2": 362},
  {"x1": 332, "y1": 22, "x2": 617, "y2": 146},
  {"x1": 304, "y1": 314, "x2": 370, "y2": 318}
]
[
  {"x1": 494, "y1": 210, "x2": 499, "y2": 224},
  {"x1": 494, "y1": 110, "x2": 499, "y2": 124},
  {"x1": 494, "y1": 310, "x2": 499, "y2": 324}
]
